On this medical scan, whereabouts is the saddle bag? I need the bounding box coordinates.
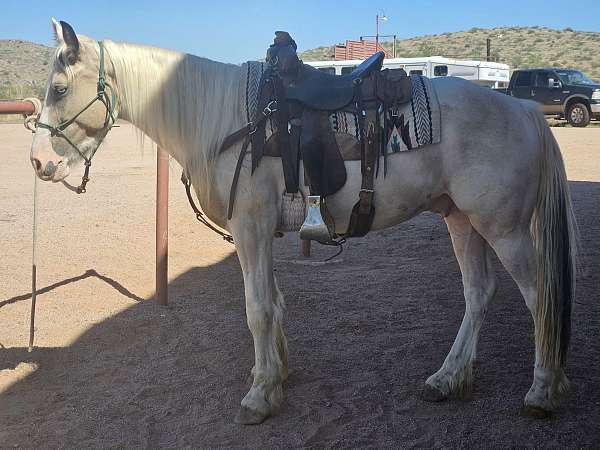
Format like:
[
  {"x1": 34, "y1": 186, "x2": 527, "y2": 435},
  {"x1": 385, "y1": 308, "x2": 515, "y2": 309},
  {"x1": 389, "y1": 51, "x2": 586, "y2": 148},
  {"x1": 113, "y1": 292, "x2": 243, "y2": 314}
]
[{"x1": 376, "y1": 69, "x2": 412, "y2": 106}]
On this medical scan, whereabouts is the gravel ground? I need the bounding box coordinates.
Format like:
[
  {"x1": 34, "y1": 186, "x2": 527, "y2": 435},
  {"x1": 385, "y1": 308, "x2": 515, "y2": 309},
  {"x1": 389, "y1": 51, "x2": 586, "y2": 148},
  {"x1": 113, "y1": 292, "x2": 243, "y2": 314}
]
[{"x1": 1, "y1": 124, "x2": 599, "y2": 449}]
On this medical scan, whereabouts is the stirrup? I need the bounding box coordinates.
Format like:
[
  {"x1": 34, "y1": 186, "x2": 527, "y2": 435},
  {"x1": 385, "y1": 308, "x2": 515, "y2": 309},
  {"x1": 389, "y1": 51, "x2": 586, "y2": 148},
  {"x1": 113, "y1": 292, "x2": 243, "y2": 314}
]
[{"x1": 299, "y1": 196, "x2": 335, "y2": 243}]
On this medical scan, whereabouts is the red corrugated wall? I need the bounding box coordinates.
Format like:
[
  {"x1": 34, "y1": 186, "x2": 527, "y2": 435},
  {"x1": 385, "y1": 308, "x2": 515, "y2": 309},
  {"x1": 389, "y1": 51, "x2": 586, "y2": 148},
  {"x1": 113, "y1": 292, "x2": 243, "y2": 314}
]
[{"x1": 334, "y1": 40, "x2": 389, "y2": 60}]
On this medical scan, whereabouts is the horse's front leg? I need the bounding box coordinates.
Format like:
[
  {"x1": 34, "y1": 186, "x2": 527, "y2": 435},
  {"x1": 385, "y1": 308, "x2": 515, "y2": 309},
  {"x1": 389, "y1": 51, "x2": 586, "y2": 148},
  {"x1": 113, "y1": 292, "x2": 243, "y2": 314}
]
[{"x1": 230, "y1": 211, "x2": 288, "y2": 424}]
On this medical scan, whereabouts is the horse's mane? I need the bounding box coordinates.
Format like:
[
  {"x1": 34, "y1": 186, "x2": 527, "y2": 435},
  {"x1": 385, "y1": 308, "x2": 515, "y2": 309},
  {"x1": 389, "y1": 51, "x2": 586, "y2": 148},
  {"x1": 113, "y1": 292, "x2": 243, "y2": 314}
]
[
  {"x1": 51, "y1": 34, "x2": 247, "y2": 204},
  {"x1": 102, "y1": 39, "x2": 246, "y2": 199}
]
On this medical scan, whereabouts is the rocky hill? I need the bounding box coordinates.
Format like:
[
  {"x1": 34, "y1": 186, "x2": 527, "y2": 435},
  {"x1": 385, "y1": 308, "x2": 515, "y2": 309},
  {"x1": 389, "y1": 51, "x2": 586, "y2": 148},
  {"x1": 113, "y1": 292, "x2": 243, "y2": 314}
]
[
  {"x1": 1, "y1": 26, "x2": 599, "y2": 101},
  {"x1": 300, "y1": 26, "x2": 600, "y2": 82},
  {"x1": 0, "y1": 39, "x2": 53, "y2": 99}
]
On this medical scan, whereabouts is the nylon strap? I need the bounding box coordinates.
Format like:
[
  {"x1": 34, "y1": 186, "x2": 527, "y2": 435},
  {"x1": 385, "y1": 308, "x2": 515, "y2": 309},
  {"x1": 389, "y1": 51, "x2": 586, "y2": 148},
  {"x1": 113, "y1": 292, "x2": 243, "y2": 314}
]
[{"x1": 345, "y1": 80, "x2": 377, "y2": 237}]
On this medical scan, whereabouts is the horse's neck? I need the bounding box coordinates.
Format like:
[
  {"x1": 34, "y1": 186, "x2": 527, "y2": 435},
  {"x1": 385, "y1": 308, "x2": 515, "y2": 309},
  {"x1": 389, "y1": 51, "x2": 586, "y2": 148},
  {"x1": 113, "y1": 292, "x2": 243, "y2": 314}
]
[{"x1": 107, "y1": 41, "x2": 246, "y2": 171}]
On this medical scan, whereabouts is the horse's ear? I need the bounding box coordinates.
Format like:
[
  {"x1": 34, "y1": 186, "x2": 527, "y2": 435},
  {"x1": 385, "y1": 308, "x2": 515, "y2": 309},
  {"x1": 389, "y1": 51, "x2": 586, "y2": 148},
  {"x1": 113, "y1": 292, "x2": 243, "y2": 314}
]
[{"x1": 51, "y1": 18, "x2": 79, "y2": 64}]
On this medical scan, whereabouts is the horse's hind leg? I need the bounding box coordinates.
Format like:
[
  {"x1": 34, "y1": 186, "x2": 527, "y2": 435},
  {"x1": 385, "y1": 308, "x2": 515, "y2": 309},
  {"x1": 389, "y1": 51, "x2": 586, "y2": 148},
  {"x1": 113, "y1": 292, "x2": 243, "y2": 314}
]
[
  {"x1": 484, "y1": 228, "x2": 569, "y2": 417},
  {"x1": 229, "y1": 215, "x2": 288, "y2": 425},
  {"x1": 424, "y1": 207, "x2": 497, "y2": 401}
]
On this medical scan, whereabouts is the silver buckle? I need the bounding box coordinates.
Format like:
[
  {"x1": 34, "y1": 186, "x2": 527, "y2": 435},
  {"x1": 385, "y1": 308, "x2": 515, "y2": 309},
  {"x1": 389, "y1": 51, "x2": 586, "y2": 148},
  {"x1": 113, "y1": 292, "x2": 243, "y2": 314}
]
[{"x1": 263, "y1": 100, "x2": 278, "y2": 116}]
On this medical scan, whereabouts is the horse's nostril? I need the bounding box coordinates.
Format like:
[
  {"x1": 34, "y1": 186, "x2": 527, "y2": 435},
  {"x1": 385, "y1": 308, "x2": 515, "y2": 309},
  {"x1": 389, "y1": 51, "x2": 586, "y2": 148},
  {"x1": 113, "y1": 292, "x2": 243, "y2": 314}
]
[
  {"x1": 42, "y1": 161, "x2": 56, "y2": 178},
  {"x1": 31, "y1": 158, "x2": 42, "y2": 172}
]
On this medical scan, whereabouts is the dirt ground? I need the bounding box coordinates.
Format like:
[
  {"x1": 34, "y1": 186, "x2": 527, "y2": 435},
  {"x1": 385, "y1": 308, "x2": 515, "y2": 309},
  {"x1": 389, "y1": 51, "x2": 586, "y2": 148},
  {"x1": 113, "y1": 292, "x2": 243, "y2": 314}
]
[{"x1": 1, "y1": 123, "x2": 599, "y2": 449}]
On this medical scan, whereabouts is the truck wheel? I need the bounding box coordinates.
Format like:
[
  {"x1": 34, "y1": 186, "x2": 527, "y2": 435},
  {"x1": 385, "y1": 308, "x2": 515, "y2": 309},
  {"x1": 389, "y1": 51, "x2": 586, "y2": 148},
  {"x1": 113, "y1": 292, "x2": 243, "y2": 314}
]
[{"x1": 567, "y1": 103, "x2": 590, "y2": 127}]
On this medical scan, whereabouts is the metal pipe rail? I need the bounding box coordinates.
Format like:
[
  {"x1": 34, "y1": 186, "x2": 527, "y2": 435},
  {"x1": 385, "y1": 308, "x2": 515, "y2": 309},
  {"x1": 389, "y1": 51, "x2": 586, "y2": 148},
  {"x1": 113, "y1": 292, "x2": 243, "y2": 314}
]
[
  {"x1": 1, "y1": 100, "x2": 170, "y2": 305},
  {"x1": 0, "y1": 99, "x2": 37, "y2": 115}
]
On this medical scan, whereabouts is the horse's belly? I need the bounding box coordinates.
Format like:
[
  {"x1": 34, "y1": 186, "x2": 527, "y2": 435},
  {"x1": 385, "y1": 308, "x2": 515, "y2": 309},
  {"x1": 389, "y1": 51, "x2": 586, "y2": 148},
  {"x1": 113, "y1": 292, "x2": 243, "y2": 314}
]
[{"x1": 323, "y1": 152, "x2": 445, "y2": 233}]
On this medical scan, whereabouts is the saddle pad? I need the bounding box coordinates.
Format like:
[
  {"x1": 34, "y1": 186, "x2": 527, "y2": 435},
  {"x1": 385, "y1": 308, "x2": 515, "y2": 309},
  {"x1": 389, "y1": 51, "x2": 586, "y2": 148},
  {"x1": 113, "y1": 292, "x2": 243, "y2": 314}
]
[
  {"x1": 244, "y1": 61, "x2": 266, "y2": 125},
  {"x1": 330, "y1": 75, "x2": 441, "y2": 153}
]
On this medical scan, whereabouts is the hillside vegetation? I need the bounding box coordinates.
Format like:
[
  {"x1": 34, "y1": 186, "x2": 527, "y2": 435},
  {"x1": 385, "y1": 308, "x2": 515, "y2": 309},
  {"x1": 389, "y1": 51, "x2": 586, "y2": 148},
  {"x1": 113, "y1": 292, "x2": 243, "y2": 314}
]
[
  {"x1": 1, "y1": 26, "x2": 599, "y2": 102},
  {"x1": 300, "y1": 26, "x2": 600, "y2": 82},
  {"x1": 0, "y1": 39, "x2": 53, "y2": 99}
]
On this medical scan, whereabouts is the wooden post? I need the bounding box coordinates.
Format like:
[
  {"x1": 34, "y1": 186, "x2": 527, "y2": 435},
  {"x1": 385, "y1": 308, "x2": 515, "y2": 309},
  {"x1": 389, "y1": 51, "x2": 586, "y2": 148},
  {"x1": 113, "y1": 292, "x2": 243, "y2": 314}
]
[{"x1": 156, "y1": 146, "x2": 169, "y2": 305}]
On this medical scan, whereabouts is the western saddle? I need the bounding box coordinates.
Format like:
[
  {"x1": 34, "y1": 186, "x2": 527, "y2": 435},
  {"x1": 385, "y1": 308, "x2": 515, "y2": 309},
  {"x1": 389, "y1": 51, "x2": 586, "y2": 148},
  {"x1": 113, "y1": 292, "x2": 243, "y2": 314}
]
[{"x1": 220, "y1": 31, "x2": 413, "y2": 244}]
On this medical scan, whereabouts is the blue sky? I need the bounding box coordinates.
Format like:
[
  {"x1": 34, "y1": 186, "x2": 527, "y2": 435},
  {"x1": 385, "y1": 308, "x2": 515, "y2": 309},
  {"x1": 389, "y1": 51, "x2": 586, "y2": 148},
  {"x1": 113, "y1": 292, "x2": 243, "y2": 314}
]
[{"x1": 1, "y1": 0, "x2": 598, "y2": 63}]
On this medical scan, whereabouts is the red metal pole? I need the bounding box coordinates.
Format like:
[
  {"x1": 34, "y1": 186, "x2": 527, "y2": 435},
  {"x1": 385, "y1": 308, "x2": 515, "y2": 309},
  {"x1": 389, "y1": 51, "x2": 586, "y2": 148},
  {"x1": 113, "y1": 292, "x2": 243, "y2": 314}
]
[
  {"x1": 0, "y1": 100, "x2": 36, "y2": 115},
  {"x1": 301, "y1": 239, "x2": 311, "y2": 258},
  {"x1": 156, "y1": 146, "x2": 169, "y2": 305}
]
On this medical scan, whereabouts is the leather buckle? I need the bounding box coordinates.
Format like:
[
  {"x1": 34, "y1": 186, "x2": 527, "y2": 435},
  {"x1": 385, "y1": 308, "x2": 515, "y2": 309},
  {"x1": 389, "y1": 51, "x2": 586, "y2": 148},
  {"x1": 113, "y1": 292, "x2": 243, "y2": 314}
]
[
  {"x1": 359, "y1": 189, "x2": 374, "y2": 202},
  {"x1": 263, "y1": 100, "x2": 278, "y2": 116}
]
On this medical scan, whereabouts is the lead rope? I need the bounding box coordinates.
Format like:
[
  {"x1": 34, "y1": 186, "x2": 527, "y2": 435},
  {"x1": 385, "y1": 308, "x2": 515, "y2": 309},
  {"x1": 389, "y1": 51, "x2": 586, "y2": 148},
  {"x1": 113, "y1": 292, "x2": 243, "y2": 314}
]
[
  {"x1": 23, "y1": 98, "x2": 42, "y2": 352},
  {"x1": 26, "y1": 97, "x2": 42, "y2": 351},
  {"x1": 29, "y1": 170, "x2": 39, "y2": 352}
]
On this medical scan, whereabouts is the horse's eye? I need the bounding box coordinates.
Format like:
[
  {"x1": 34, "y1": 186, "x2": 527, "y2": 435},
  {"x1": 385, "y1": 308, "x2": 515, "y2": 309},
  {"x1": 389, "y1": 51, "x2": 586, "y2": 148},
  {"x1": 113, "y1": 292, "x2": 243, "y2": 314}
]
[{"x1": 53, "y1": 85, "x2": 67, "y2": 96}]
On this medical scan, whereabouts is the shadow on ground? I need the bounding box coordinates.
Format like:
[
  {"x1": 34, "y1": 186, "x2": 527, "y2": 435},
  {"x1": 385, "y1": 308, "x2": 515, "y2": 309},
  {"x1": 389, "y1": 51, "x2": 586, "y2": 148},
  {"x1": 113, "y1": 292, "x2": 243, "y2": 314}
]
[{"x1": 1, "y1": 181, "x2": 599, "y2": 448}]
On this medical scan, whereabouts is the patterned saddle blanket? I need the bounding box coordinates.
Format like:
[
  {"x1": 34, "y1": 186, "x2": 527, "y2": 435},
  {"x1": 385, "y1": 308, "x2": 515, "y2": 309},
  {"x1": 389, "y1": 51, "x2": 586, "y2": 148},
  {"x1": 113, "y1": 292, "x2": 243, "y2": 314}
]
[{"x1": 330, "y1": 74, "x2": 442, "y2": 154}]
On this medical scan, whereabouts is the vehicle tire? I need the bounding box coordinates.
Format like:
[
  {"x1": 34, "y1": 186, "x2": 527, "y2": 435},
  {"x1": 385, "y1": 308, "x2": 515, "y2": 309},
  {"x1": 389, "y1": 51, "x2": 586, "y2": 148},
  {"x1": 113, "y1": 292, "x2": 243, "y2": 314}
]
[{"x1": 566, "y1": 102, "x2": 590, "y2": 127}]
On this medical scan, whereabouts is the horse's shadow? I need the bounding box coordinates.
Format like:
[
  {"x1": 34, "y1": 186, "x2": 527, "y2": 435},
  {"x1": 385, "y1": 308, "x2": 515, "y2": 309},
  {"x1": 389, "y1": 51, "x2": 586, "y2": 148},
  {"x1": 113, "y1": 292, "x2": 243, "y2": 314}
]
[{"x1": 1, "y1": 181, "x2": 599, "y2": 448}]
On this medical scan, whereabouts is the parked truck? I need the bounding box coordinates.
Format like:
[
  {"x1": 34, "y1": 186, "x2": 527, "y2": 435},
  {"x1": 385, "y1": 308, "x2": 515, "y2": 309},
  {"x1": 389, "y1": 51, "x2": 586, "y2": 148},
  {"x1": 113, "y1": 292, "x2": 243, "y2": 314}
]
[{"x1": 500, "y1": 68, "x2": 600, "y2": 127}]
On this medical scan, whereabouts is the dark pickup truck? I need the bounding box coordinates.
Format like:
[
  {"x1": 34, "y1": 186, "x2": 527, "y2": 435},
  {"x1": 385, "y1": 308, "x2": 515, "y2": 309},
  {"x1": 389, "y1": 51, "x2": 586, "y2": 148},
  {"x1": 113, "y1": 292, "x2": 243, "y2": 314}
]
[{"x1": 499, "y1": 68, "x2": 600, "y2": 127}]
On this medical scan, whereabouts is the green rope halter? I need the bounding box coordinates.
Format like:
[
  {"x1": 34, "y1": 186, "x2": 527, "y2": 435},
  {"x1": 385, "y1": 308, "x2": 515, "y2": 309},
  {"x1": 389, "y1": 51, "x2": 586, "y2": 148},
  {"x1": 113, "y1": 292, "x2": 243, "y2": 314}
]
[{"x1": 37, "y1": 41, "x2": 117, "y2": 193}]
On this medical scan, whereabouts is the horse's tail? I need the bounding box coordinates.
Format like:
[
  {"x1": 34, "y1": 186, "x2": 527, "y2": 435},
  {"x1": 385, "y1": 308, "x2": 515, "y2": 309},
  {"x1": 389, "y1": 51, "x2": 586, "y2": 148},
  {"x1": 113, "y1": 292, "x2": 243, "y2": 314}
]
[{"x1": 530, "y1": 110, "x2": 577, "y2": 368}]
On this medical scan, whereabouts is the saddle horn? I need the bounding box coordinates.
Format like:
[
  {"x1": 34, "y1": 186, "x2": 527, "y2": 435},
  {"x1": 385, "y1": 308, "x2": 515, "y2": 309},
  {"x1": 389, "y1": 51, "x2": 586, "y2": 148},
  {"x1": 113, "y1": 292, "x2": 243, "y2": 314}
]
[
  {"x1": 267, "y1": 31, "x2": 300, "y2": 76},
  {"x1": 273, "y1": 31, "x2": 297, "y2": 50}
]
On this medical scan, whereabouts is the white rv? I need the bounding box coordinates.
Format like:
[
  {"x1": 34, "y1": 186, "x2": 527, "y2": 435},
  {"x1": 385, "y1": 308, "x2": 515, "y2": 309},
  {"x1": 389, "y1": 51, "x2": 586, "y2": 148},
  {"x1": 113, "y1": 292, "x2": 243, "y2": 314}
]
[{"x1": 305, "y1": 56, "x2": 510, "y2": 88}]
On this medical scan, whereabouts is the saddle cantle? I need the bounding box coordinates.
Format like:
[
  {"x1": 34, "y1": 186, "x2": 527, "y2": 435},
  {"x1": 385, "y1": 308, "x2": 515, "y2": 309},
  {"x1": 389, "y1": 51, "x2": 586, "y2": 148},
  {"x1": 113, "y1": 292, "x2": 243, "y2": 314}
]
[{"x1": 285, "y1": 51, "x2": 385, "y2": 111}]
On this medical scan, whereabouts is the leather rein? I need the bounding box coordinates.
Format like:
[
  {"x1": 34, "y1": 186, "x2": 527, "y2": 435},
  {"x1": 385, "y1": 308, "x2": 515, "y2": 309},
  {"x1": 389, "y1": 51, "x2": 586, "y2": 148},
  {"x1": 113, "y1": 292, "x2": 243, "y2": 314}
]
[
  {"x1": 36, "y1": 41, "x2": 117, "y2": 194},
  {"x1": 180, "y1": 88, "x2": 279, "y2": 245}
]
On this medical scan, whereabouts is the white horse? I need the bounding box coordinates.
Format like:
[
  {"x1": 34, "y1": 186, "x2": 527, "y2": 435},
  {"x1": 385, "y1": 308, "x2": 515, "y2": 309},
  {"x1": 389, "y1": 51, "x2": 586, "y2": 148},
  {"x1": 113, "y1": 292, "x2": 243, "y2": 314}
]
[{"x1": 31, "y1": 20, "x2": 576, "y2": 423}]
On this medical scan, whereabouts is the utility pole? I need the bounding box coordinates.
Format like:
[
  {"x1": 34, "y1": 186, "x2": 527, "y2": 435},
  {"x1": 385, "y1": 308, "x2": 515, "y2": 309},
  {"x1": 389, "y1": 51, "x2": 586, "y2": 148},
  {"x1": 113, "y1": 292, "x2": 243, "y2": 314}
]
[
  {"x1": 486, "y1": 38, "x2": 491, "y2": 61},
  {"x1": 376, "y1": 14, "x2": 380, "y2": 48},
  {"x1": 375, "y1": 13, "x2": 388, "y2": 49}
]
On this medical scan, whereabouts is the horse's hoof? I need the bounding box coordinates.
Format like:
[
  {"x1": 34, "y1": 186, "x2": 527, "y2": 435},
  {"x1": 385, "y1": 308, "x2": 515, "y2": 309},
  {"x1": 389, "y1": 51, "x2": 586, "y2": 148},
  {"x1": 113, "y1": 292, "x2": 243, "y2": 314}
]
[
  {"x1": 522, "y1": 404, "x2": 552, "y2": 419},
  {"x1": 235, "y1": 405, "x2": 270, "y2": 425},
  {"x1": 422, "y1": 383, "x2": 447, "y2": 402}
]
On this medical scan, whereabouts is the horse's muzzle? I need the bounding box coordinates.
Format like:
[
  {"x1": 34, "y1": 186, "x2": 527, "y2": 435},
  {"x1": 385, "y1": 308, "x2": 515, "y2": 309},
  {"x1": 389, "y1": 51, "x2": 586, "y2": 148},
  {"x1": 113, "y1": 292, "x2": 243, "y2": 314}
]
[{"x1": 31, "y1": 158, "x2": 64, "y2": 181}]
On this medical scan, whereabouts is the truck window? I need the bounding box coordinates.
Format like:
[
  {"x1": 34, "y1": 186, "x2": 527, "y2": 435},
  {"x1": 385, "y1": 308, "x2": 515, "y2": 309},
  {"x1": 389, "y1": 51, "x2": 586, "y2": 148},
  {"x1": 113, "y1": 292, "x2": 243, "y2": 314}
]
[
  {"x1": 341, "y1": 66, "x2": 357, "y2": 75},
  {"x1": 434, "y1": 65, "x2": 448, "y2": 76},
  {"x1": 317, "y1": 67, "x2": 335, "y2": 75},
  {"x1": 409, "y1": 70, "x2": 423, "y2": 76},
  {"x1": 534, "y1": 71, "x2": 551, "y2": 87},
  {"x1": 514, "y1": 71, "x2": 532, "y2": 87}
]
